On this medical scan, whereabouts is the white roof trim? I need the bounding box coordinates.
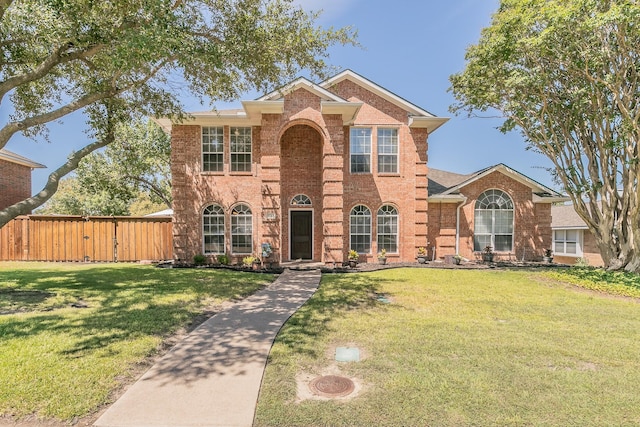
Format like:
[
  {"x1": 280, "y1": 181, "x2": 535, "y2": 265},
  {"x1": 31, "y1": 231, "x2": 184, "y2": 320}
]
[
  {"x1": 552, "y1": 225, "x2": 589, "y2": 230},
  {"x1": 409, "y1": 116, "x2": 450, "y2": 133},
  {"x1": 0, "y1": 149, "x2": 45, "y2": 168},
  {"x1": 441, "y1": 164, "x2": 565, "y2": 199},
  {"x1": 321, "y1": 69, "x2": 437, "y2": 118},
  {"x1": 257, "y1": 77, "x2": 347, "y2": 102},
  {"x1": 428, "y1": 195, "x2": 467, "y2": 203}
]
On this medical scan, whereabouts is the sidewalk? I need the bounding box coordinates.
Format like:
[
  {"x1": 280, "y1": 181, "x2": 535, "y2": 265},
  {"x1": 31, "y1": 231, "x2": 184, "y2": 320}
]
[{"x1": 94, "y1": 268, "x2": 321, "y2": 427}]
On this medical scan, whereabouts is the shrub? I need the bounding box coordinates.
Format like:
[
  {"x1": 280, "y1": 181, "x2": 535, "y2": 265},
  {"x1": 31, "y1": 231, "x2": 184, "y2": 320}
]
[
  {"x1": 217, "y1": 254, "x2": 230, "y2": 265},
  {"x1": 193, "y1": 254, "x2": 207, "y2": 265}
]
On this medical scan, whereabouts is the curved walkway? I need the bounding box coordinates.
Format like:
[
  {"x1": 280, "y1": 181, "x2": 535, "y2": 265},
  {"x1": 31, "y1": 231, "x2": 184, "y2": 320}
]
[{"x1": 94, "y1": 268, "x2": 321, "y2": 427}]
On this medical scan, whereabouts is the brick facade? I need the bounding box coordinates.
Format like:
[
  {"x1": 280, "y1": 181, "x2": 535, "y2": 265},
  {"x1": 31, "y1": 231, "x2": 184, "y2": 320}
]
[
  {"x1": 169, "y1": 71, "x2": 559, "y2": 265},
  {"x1": 0, "y1": 158, "x2": 34, "y2": 210}
]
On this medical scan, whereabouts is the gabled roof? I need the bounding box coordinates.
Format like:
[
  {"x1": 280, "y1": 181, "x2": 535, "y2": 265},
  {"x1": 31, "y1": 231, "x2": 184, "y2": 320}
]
[
  {"x1": 0, "y1": 148, "x2": 45, "y2": 168},
  {"x1": 551, "y1": 203, "x2": 600, "y2": 229},
  {"x1": 257, "y1": 76, "x2": 348, "y2": 102},
  {"x1": 320, "y1": 69, "x2": 449, "y2": 133},
  {"x1": 428, "y1": 163, "x2": 568, "y2": 203}
]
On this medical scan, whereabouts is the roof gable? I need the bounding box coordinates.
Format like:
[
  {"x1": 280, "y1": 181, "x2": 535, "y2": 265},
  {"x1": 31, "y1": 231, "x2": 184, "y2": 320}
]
[{"x1": 257, "y1": 77, "x2": 347, "y2": 102}]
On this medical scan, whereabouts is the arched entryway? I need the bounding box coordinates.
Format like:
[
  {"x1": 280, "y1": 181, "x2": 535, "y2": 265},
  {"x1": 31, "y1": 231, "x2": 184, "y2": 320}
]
[{"x1": 280, "y1": 124, "x2": 323, "y2": 261}]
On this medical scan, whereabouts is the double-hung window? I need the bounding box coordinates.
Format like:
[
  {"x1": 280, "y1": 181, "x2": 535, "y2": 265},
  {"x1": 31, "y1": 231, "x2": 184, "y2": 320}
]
[
  {"x1": 377, "y1": 128, "x2": 398, "y2": 173},
  {"x1": 474, "y1": 189, "x2": 514, "y2": 252},
  {"x1": 377, "y1": 205, "x2": 398, "y2": 253},
  {"x1": 202, "y1": 127, "x2": 223, "y2": 172},
  {"x1": 230, "y1": 127, "x2": 252, "y2": 172},
  {"x1": 553, "y1": 230, "x2": 582, "y2": 256},
  {"x1": 350, "y1": 128, "x2": 371, "y2": 173}
]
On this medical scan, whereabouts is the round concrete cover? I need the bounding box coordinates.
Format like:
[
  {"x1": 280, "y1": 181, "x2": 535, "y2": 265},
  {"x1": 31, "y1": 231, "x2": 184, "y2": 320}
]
[{"x1": 308, "y1": 375, "x2": 355, "y2": 397}]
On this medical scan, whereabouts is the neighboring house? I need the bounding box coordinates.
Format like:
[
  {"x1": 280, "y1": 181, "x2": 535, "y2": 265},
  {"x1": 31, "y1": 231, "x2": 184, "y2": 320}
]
[
  {"x1": 164, "y1": 70, "x2": 566, "y2": 264},
  {"x1": 551, "y1": 204, "x2": 604, "y2": 266},
  {"x1": 0, "y1": 148, "x2": 45, "y2": 211}
]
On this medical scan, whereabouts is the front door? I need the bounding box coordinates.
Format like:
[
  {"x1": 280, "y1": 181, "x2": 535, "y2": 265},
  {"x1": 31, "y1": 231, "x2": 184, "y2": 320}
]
[{"x1": 291, "y1": 211, "x2": 312, "y2": 260}]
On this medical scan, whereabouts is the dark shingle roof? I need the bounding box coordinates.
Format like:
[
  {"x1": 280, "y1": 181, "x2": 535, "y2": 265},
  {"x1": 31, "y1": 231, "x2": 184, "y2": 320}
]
[{"x1": 428, "y1": 168, "x2": 473, "y2": 196}]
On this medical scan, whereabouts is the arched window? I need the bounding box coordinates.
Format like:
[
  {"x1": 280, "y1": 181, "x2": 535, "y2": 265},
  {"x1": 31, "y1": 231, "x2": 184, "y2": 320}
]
[
  {"x1": 291, "y1": 194, "x2": 312, "y2": 206},
  {"x1": 377, "y1": 205, "x2": 398, "y2": 253},
  {"x1": 350, "y1": 205, "x2": 371, "y2": 254},
  {"x1": 203, "y1": 204, "x2": 225, "y2": 254},
  {"x1": 474, "y1": 189, "x2": 514, "y2": 251},
  {"x1": 231, "y1": 204, "x2": 252, "y2": 254}
]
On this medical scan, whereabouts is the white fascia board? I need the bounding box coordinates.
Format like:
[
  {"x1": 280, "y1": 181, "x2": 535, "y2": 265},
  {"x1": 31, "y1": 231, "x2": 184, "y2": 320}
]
[
  {"x1": 321, "y1": 70, "x2": 437, "y2": 118},
  {"x1": 0, "y1": 149, "x2": 46, "y2": 168},
  {"x1": 551, "y1": 225, "x2": 589, "y2": 230},
  {"x1": 428, "y1": 195, "x2": 467, "y2": 203},
  {"x1": 257, "y1": 77, "x2": 346, "y2": 102},
  {"x1": 321, "y1": 101, "x2": 363, "y2": 125},
  {"x1": 409, "y1": 116, "x2": 450, "y2": 133},
  {"x1": 533, "y1": 194, "x2": 572, "y2": 203}
]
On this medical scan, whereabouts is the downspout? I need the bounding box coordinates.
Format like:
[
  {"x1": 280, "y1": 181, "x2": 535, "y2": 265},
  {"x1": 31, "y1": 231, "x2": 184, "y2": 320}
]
[{"x1": 455, "y1": 197, "x2": 467, "y2": 255}]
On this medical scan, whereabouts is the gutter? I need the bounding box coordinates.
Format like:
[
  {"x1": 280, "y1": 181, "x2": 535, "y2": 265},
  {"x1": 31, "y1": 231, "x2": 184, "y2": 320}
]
[{"x1": 455, "y1": 196, "x2": 468, "y2": 254}]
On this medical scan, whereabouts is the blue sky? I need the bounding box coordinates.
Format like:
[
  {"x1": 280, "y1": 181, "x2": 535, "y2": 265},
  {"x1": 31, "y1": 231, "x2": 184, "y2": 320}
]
[{"x1": 2, "y1": 0, "x2": 558, "y2": 194}]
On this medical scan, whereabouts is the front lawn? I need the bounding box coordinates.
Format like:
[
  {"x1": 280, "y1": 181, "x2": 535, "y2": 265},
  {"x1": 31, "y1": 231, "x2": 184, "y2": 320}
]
[
  {"x1": 0, "y1": 262, "x2": 273, "y2": 422},
  {"x1": 255, "y1": 268, "x2": 640, "y2": 426}
]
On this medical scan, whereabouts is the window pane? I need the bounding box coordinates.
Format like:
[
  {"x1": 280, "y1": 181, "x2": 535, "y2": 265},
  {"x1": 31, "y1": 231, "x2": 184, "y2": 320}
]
[
  {"x1": 494, "y1": 235, "x2": 512, "y2": 252},
  {"x1": 350, "y1": 205, "x2": 371, "y2": 254},
  {"x1": 565, "y1": 242, "x2": 577, "y2": 254},
  {"x1": 566, "y1": 230, "x2": 578, "y2": 241},
  {"x1": 350, "y1": 128, "x2": 371, "y2": 173},
  {"x1": 474, "y1": 235, "x2": 491, "y2": 251},
  {"x1": 202, "y1": 127, "x2": 224, "y2": 172},
  {"x1": 231, "y1": 127, "x2": 252, "y2": 172},
  {"x1": 494, "y1": 211, "x2": 514, "y2": 233},
  {"x1": 554, "y1": 241, "x2": 564, "y2": 253},
  {"x1": 377, "y1": 129, "x2": 398, "y2": 173},
  {"x1": 475, "y1": 211, "x2": 492, "y2": 234},
  {"x1": 203, "y1": 204, "x2": 224, "y2": 254}
]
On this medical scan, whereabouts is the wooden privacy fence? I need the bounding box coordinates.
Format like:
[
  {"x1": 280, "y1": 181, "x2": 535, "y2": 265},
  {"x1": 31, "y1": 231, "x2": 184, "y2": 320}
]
[{"x1": 0, "y1": 215, "x2": 173, "y2": 262}]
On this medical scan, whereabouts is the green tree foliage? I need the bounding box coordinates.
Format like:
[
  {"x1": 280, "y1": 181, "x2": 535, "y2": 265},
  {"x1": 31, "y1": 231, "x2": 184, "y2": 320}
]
[
  {"x1": 450, "y1": 0, "x2": 640, "y2": 271},
  {"x1": 37, "y1": 119, "x2": 171, "y2": 216},
  {"x1": 0, "y1": 0, "x2": 355, "y2": 226}
]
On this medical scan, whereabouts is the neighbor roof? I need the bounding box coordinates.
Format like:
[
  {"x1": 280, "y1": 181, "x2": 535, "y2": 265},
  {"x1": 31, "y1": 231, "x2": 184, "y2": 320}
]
[
  {"x1": 428, "y1": 164, "x2": 568, "y2": 203},
  {"x1": 0, "y1": 148, "x2": 45, "y2": 168},
  {"x1": 551, "y1": 204, "x2": 590, "y2": 229}
]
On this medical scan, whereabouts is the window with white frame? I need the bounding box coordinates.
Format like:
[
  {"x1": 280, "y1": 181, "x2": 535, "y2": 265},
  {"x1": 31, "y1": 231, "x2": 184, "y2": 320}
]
[
  {"x1": 203, "y1": 204, "x2": 225, "y2": 254},
  {"x1": 231, "y1": 204, "x2": 252, "y2": 254},
  {"x1": 553, "y1": 229, "x2": 582, "y2": 256},
  {"x1": 350, "y1": 205, "x2": 371, "y2": 253},
  {"x1": 474, "y1": 189, "x2": 514, "y2": 251},
  {"x1": 202, "y1": 127, "x2": 224, "y2": 172},
  {"x1": 350, "y1": 128, "x2": 371, "y2": 173},
  {"x1": 230, "y1": 127, "x2": 252, "y2": 172},
  {"x1": 291, "y1": 194, "x2": 312, "y2": 206},
  {"x1": 377, "y1": 128, "x2": 398, "y2": 173},
  {"x1": 377, "y1": 205, "x2": 398, "y2": 253}
]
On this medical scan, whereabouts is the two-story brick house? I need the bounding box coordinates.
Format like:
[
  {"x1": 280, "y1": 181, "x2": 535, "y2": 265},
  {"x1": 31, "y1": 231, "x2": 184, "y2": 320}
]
[{"x1": 166, "y1": 70, "x2": 565, "y2": 264}]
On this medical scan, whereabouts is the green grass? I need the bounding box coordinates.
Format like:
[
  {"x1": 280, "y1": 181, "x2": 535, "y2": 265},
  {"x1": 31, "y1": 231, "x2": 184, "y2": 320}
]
[
  {"x1": 0, "y1": 262, "x2": 273, "y2": 421},
  {"x1": 255, "y1": 268, "x2": 640, "y2": 427}
]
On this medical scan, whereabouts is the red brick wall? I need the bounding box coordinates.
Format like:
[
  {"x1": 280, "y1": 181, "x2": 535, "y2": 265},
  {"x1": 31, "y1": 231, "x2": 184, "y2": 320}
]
[
  {"x1": 428, "y1": 171, "x2": 552, "y2": 261},
  {"x1": 171, "y1": 82, "x2": 431, "y2": 264},
  {"x1": 0, "y1": 159, "x2": 32, "y2": 210}
]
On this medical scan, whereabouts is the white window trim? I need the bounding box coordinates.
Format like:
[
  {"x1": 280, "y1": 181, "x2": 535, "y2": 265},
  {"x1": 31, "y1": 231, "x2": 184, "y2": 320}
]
[
  {"x1": 230, "y1": 203, "x2": 253, "y2": 255},
  {"x1": 377, "y1": 127, "x2": 399, "y2": 174},
  {"x1": 349, "y1": 205, "x2": 372, "y2": 254},
  {"x1": 553, "y1": 229, "x2": 584, "y2": 257},
  {"x1": 202, "y1": 126, "x2": 224, "y2": 172},
  {"x1": 202, "y1": 204, "x2": 225, "y2": 255},
  {"x1": 473, "y1": 189, "x2": 515, "y2": 252},
  {"x1": 230, "y1": 127, "x2": 252, "y2": 172},
  {"x1": 350, "y1": 127, "x2": 372, "y2": 174},
  {"x1": 377, "y1": 205, "x2": 399, "y2": 254}
]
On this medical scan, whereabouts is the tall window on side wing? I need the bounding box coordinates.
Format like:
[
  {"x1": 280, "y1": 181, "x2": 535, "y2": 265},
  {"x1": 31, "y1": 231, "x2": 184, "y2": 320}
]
[
  {"x1": 474, "y1": 189, "x2": 514, "y2": 252},
  {"x1": 203, "y1": 204, "x2": 225, "y2": 254}
]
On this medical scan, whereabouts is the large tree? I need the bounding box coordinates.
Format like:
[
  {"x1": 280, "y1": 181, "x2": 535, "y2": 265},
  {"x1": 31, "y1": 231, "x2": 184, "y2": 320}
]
[
  {"x1": 37, "y1": 119, "x2": 171, "y2": 216},
  {"x1": 449, "y1": 0, "x2": 640, "y2": 272},
  {"x1": 0, "y1": 0, "x2": 355, "y2": 227}
]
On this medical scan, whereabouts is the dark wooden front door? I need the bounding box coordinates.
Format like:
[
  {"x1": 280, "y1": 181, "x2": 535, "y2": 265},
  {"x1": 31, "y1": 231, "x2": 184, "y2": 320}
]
[{"x1": 291, "y1": 211, "x2": 312, "y2": 260}]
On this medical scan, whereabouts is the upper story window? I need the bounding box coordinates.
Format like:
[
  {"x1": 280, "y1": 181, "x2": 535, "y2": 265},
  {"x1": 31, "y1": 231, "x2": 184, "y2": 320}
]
[
  {"x1": 203, "y1": 204, "x2": 225, "y2": 254},
  {"x1": 377, "y1": 128, "x2": 398, "y2": 173},
  {"x1": 291, "y1": 194, "x2": 312, "y2": 206},
  {"x1": 230, "y1": 127, "x2": 252, "y2": 172},
  {"x1": 350, "y1": 128, "x2": 371, "y2": 173},
  {"x1": 553, "y1": 230, "x2": 582, "y2": 256},
  {"x1": 474, "y1": 189, "x2": 514, "y2": 252},
  {"x1": 202, "y1": 127, "x2": 224, "y2": 172}
]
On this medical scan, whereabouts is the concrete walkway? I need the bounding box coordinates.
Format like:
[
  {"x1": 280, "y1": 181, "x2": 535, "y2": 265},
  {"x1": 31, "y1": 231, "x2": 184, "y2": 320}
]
[{"x1": 94, "y1": 268, "x2": 321, "y2": 427}]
